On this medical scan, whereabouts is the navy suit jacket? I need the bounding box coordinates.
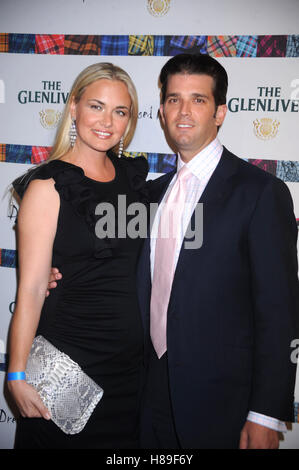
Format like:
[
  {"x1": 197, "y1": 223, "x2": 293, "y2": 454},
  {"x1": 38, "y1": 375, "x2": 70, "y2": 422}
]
[{"x1": 137, "y1": 147, "x2": 299, "y2": 448}]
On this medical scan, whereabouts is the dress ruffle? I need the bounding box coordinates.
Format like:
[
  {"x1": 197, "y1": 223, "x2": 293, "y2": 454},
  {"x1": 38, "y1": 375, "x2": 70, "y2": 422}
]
[{"x1": 12, "y1": 153, "x2": 149, "y2": 259}]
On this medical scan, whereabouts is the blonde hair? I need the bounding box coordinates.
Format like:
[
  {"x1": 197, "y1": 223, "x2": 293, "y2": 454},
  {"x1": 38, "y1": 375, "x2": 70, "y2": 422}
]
[{"x1": 48, "y1": 62, "x2": 138, "y2": 161}]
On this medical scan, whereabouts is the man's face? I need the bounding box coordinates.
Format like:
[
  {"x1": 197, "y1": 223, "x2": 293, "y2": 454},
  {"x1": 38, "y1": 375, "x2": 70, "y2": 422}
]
[{"x1": 160, "y1": 73, "x2": 227, "y2": 162}]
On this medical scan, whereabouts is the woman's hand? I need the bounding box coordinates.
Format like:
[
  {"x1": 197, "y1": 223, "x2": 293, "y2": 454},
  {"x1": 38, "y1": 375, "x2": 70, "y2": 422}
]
[
  {"x1": 8, "y1": 380, "x2": 51, "y2": 420},
  {"x1": 46, "y1": 267, "x2": 62, "y2": 297}
]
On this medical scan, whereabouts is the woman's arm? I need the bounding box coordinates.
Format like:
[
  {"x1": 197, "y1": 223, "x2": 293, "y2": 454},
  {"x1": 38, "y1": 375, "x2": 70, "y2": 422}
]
[{"x1": 8, "y1": 178, "x2": 60, "y2": 419}]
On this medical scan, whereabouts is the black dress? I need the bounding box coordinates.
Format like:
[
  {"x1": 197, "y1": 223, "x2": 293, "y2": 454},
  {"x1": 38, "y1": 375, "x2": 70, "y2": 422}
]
[{"x1": 13, "y1": 153, "x2": 148, "y2": 449}]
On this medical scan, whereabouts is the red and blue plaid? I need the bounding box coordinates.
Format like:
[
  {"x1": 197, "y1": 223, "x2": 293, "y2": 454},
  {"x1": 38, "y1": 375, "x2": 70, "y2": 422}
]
[
  {"x1": 35, "y1": 35, "x2": 64, "y2": 54},
  {"x1": 32, "y1": 146, "x2": 51, "y2": 164},
  {"x1": 236, "y1": 35, "x2": 258, "y2": 57},
  {"x1": 207, "y1": 36, "x2": 237, "y2": 56}
]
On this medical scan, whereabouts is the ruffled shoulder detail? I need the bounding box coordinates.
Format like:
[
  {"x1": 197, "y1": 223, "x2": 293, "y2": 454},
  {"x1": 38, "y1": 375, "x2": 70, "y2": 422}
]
[
  {"x1": 116, "y1": 153, "x2": 149, "y2": 203},
  {"x1": 12, "y1": 160, "x2": 84, "y2": 199}
]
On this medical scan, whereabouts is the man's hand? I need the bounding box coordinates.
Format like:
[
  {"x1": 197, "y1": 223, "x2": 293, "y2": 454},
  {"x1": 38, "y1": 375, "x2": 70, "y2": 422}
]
[
  {"x1": 239, "y1": 421, "x2": 279, "y2": 449},
  {"x1": 46, "y1": 267, "x2": 62, "y2": 297}
]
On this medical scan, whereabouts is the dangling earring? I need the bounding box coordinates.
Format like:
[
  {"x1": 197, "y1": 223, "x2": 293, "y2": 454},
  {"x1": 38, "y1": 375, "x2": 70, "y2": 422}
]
[
  {"x1": 69, "y1": 118, "x2": 77, "y2": 147},
  {"x1": 118, "y1": 136, "x2": 124, "y2": 158}
]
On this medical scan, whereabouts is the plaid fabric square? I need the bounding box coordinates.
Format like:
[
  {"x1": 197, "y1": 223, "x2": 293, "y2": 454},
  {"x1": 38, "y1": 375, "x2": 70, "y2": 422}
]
[
  {"x1": 236, "y1": 36, "x2": 258, "y2": 57},
  {"x1": 159, "y1": 153, "x2": 177, "y2": 173},
  {"x1": 276, "y1": 161, "x2": 299, "y2": 182},
  {"x1": 167, "y1": 35, "x2": 207, "y2": 56},
  {"x1": 6, "y1": 144, "x2": 32, "y2": 164},
  {"x1": 32, "y1": 146, "x2": 51, "y2": 164},
  {"x1": 207, "y1": 36, "x2": 237, "y2": 57},
  {"x1": 9, "y1": 33, "x2": 35, "y2": 53},
  {"x1": 64, "y1": 35, "x2": 100, "y2": 55},
  {"x1": 0, "y1": 33, "x2": 9, "y2": 52},
  {"x1": 129, "y1": 36, "x2": 154, "y2": 56},
  {"x1": 0, "y1": 248, "x2": 17, "y2": 268},
  {"x1": 154, "y1": 36, "x2": 166, "y2": 56},
  {"x1": 100, "y1": 35, "x2": 129, "y2": 55},
  {"x1": 248, "y1": 159, "x2": 277, "y2": 176},
  {"x1": 257, "y1": 35, "x2": 287, "y2": 57},
  {"x1": 123, "y1": 152, "x2": 148, "y2": 160},
  {"x1": 35, "y1": 35, "x2": 64, "y2": 55},
  {"x1": 147, "y1": 153, "x2": 159, "y2": 173},
  {"x1": 286, "y1": 35, "x2": 299, "y2": 57},
  {"x1": 0, "y1": 143, "x2": 6, "y2": 161}
]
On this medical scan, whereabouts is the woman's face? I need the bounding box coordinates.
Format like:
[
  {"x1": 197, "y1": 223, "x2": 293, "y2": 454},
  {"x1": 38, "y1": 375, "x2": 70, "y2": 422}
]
[{"x1": 71, "y1": 79, "x2": 131, "y2": 155}]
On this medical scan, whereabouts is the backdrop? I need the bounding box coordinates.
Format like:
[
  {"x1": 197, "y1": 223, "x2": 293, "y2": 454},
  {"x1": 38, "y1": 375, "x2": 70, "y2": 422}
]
[{"x1": 0, "y1": 0, "x2": 298, "y2": 449}]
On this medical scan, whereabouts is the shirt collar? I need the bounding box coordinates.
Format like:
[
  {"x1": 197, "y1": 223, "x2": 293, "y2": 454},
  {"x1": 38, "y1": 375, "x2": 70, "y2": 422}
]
[{"x1": 177, "y1": 137, "x2": 223, "y2": 179}]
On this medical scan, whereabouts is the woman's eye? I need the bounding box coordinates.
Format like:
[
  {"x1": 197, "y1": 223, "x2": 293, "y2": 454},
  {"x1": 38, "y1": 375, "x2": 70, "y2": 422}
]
[{"x1": 90, "y1": 104, "x2": 102, "y2": 110}]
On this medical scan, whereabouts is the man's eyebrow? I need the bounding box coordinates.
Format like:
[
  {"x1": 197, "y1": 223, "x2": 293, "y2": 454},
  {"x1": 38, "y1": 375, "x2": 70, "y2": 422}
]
[{"x1": 165, "y1": 92, "x2": 209, "y2": 99}]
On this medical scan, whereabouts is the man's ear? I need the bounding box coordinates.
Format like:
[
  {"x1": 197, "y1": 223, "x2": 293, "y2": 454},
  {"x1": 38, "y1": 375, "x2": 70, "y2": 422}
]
[
  {"x1": 215, "y1": 104, "x2": 227, "y2": 127},
  {"x1": 159, "y1": 104, "x2": 165, "y2": 126}
]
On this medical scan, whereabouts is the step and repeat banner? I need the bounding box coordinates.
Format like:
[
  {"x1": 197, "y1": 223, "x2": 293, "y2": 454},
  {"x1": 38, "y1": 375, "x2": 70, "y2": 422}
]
[{"x1": 0, "y1": 0, "x2": 299, "y2": 449}]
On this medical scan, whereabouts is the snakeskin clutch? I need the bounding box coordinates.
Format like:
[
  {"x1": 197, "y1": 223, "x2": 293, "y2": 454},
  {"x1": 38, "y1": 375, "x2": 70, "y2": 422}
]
[{"x1": 25, "y1": 335, "x2": 104, "y2": 434}]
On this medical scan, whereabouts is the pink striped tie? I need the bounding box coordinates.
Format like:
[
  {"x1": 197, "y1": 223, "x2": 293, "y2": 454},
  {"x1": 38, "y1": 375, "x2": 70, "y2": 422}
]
[{"x1": 150, "y1": 165, "x2": 191, "y2": 358}]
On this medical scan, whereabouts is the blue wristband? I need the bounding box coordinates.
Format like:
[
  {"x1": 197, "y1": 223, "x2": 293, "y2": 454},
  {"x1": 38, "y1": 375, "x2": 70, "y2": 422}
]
[{"x1": 7, "y1": 371, "x2": 26, "y2": 381}]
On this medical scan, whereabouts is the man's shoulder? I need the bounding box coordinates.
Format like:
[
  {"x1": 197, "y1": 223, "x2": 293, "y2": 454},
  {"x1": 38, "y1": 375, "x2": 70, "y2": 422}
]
[{"x1": 222, "y1": 146, "x2": 283, "y2": 189}]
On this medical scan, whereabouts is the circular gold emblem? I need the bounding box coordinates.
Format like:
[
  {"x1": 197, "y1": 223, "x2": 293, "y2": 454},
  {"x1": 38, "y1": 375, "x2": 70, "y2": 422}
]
[
  {"x1": 147, "y1": 0, "x2": 170, "y2": 17},
  {"x1": 253, "y1": 118, "x2": 280, "y2": 140},
  {"x1": 39, "y1": 109, "x2": 62, "y2": 129}
]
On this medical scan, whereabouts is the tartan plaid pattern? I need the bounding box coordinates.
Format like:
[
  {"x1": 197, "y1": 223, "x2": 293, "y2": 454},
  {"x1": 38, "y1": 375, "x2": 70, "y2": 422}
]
[
  {"x1": 1, "y1": 33, "x2": 295, "y2": 57},
  {"x1": 6, "y1": 144, "x2": 32, "y2": 164},
  {"x1": 236, "y1": 35, "x2": 258, "y2": 57},
  {"x1": 64, "y1": 35, "x2": 101, "y2": 55},
  {"x1": 32, "y1": 146, "x2": 51, "y2": 164},
  {"x1": 167, "y1": 35, "x2": 207, "y2": 56},
  {"x1": 0, "y1": 33, "x2": 9, "y2": 52},
  {"x1": 124, "y1": 151, "x2": 148, "y2": 160},
  {"x1": 100, "y1": 35, "x2": 129, "y2": 55},
  {"x1": 248, "y1": 159, "x2": 277, "y2": 176},
  {"x1": 9, "y1": 33, "x2": 35, "y2": 53},
  {"x1": 207, "y1": 36, "x2": 237, "y2": 57},
  {"x1": 129, "y1": 35, "x2": 154, "y2": 56},
  {"x1": 147, "y1": 153, "x2": 177, "y2": 173},
  {"x1": 276, "y1": 161, "x2": 299, "y2": 182},
  {"x1": 286, "y1": 35, "x2": 299, "y2": 57},
  {"x1": 257, "y1": 35, "x2": 287, "y2": 57},
  {"x1": 0, "y1": 144, "x2": 6, "y2": 161},
  {"x1": 153, "y1": 36, "x2": 166, "y2": 56},
  {"x1": 0, "y1": 249, "x2": 17, "y2": 268},
  {"x1": 35, "y1": 34, "x2": 64, "y2": 55}
]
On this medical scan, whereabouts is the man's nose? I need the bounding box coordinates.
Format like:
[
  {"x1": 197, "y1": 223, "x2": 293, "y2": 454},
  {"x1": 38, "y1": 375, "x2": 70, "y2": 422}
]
[{"x1": 179, "y1": 100, "x2": 191, "y2": 116}]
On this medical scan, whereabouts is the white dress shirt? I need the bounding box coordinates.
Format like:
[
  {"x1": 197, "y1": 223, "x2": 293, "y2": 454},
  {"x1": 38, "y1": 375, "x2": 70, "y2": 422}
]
[{"x1": 150, "y1": 137, "x2": 286, "y2": 433}]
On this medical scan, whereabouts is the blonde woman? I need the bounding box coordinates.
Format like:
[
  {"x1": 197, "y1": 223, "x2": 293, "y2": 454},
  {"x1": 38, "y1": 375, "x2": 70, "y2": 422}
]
[{"x1": 8, "y1": 63, "x2": 148, "y2": 448}]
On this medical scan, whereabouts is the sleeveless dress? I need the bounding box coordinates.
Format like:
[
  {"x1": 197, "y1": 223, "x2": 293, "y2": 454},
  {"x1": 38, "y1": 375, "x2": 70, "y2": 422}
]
[{"x1": 13, "y1": 153, "x2": 148, "y2": 449}]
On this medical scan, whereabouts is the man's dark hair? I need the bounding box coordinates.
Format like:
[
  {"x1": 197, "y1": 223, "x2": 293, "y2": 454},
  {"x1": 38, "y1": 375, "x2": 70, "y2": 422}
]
[{"x1": 159, "y1": 53, "x2": 228, "y2": 108}]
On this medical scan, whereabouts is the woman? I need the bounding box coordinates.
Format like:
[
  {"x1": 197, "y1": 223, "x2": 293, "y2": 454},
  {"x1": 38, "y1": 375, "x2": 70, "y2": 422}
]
[{"x1": 8, "y1": 62, "x2": 148, "y2": 448}]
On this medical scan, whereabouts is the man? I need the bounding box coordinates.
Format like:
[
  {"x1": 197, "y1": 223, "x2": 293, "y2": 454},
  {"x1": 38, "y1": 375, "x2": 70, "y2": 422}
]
[
  {"x1": 136, "y1": 53, "x2": 299, "y2": 449},
  {"x1": 49, "y1": 53, "x2": 299, "y2": 449}
]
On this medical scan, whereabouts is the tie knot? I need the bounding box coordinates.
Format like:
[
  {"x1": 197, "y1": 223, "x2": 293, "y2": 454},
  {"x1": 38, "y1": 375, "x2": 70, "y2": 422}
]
[{"x1": 177, "y1": 165, "x2": 190, "y2": 181}]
